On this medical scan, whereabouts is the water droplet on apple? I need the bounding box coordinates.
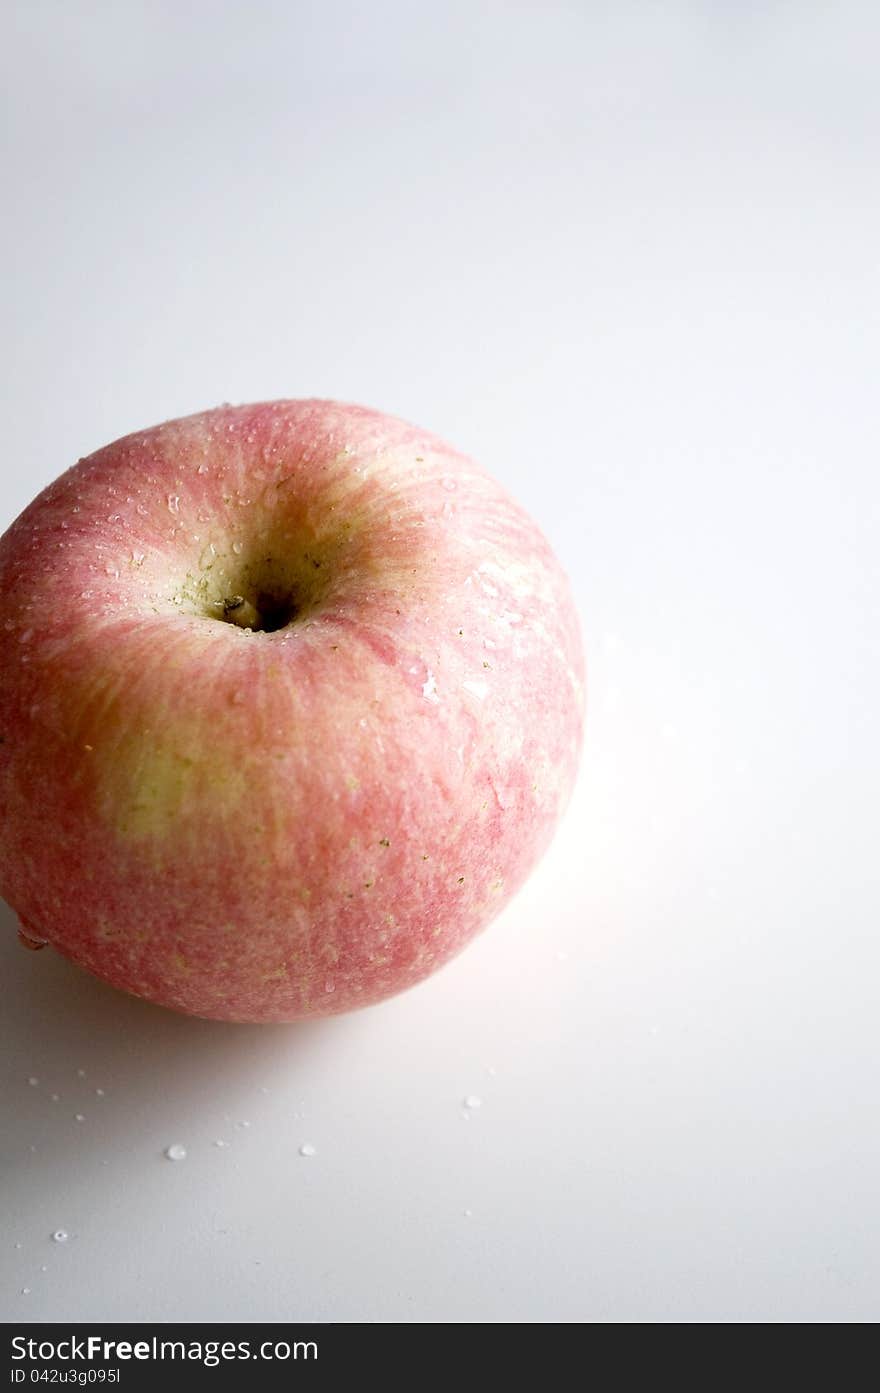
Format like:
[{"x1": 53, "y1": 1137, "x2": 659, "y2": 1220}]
[
  {"x1": 323, "y1": 979, "x2": 336, "y2": 994},
  {"x1": 231, "y1": 540, "x2": 243, "y2": 555},
  {"x1": 197, "y1": 462, "x2": 209, "y2": 475},
  {"x1": 463, "y1": 1095, "x2": 482, "y2": 1111},
  {"x1": 80, "y1": 590, "x2": 93, "y2": 600},
  {"x1": 164, "y1": 1143, "x2": 187, "y2": 1161},
  {"x1": 51, "y1": 1230, "x2": 69, "y2": 1244},
  {"x1": 167, "y1": 495, "x2": 180, "y2": 515},
  {"x1": 299, "y1": 1143, "x2": 316, "y2": 1157}
]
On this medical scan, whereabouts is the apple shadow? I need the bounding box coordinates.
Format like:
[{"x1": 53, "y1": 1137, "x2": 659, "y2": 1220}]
[{"x1": 0, "y1": 896, "x2": 362, "y2": 1184}]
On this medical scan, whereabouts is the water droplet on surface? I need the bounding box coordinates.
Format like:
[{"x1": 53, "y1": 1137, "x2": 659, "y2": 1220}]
[
  {"x1": 74, "y1": 1114, "x2": 85, "y2": 1123},
  {"x1": 51, "y1": 1230, "x2": 68, "y2": 1244},
  {"x1": 213, "y1": 1139, "x2": 229, "y2": 1148},
  {"x1": 50, "y1": 1094, "x2": 59, "y2": 1103},
  {"x1": 76, "y1": 1069, "x2": 86, "y2": 1078},
  {"x1": 27, "y1": 1077, "x2": 39, "y2": 1087},
  {"x1": 299, "y1": 1143, "x2": 316, "y2": 1158},
  {"x1": 95, "y1": 1088, "x2": 105, "y2": 1097},
  {"x1": 463, "y1": 1208, "x2": 473, "y2": 1218},
  {"x1": 235, "y1": 1120, "x2": 251, "y2": 1130},
  {"x1": 21, "y1": 1288, "x2": 30, "y2": 1296},
  {"x1": 463, "y1": 1095, "x2": 483, "y2": 1111},
  {"x1": 14, "y1": 1242, "x2": 22, "y2": 1249},
  {"x1": 164, "y1": 1144, "x2": 187, "y2": 1161},
  {"x1": 40, "y1": 1265, "x2": 47, "y2": 1272},
  {"x1": 231, "y1": 540, "x2": 243, "y2": 555}
]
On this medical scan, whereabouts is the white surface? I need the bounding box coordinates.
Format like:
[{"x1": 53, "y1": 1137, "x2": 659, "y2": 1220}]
[{"x1": 2, "y1": 2, "x2": 879, "y2": 1323}]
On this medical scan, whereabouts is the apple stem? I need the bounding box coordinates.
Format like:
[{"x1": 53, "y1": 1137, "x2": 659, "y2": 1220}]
[
  {"x1": 17, "y1": 921, "x2": 49, "y2": 951},
  {"x1": 220, "y1": 595, "x2": 260, "y2": 630}
]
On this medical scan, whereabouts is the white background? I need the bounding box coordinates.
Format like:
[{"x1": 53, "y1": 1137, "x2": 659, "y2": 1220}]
[{"x1": 2, "y1": 2, "x2": 879, "y2": 1323}]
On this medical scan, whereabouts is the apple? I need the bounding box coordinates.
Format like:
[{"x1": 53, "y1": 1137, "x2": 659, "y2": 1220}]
[{"x1": 0, "y1": 401, "x2": 584, "y2": 1022}]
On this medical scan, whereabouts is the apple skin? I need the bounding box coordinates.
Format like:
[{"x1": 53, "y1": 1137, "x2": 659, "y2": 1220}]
[{"x1": 0, "y1": 401, "x2": 584, "y2": 1022}]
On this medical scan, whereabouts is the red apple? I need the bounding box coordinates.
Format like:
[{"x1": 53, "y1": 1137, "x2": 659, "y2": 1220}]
[{"x1": 0, "y1": 401, "x2": 584, "y2": 1022}]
